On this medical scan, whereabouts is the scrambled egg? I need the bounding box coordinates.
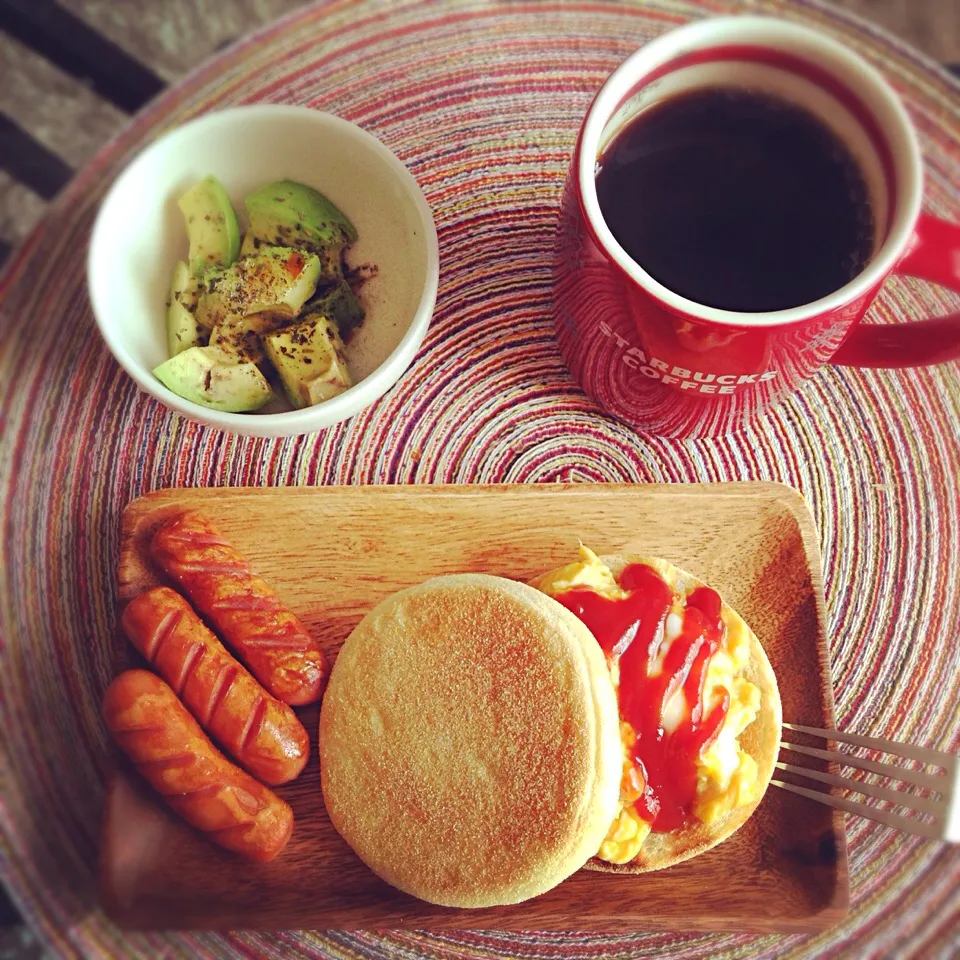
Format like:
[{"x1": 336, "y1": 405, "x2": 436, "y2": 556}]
[
  {"x1": 597, "y1": 722, "x2": 652, "y2": 863},
  {"x1": 536, "y1": 546, "x2": 761, "y2": 863},
  {"x1": 531, "y1": 548, "x2": 627, "y2": 599}
]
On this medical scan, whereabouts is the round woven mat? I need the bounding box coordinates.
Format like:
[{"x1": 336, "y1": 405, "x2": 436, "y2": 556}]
[{"x1": 1, "y1": 0, "x2": 958, "y2": 957}]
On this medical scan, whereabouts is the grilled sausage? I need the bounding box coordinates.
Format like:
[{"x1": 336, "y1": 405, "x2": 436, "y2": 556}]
[
  {"x1": 101, "y1": 670, "x2": 293, "y2": 862},
  {"x1": 149, "y1": 512, "x2": 328, "y2": 706},
  {"x1": 121, "y1": 586, "x2": 309, "y2": 785}
]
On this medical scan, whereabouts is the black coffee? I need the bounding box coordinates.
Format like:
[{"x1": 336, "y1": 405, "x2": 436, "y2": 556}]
[{"x1": 595, "y1": 87, "x2": 876, "y2": 312}]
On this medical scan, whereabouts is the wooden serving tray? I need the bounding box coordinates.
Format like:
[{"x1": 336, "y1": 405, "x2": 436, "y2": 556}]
[{"x1": 101, "y1": 482, "x2": 848, "y2": 932}]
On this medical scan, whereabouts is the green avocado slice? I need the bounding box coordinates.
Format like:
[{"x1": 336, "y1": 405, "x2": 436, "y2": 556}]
[
  {"x1": 177, "y1": 175, "x2": 240, "y2": 277},
  {"x1": 166, "y1": 260, "x2": 208, "y2": 356},
  {"x1": 208, "y1": 323, "x2": 266, "y2": 366},
  {"x1": 195, "y1": 246, "x2": 322, "y2": 330},
  {"x1": 306, "y1": 275, "x2": 365, "y2": 336},
  {"x1": 153, "y1": 345, "x2": 273, "y2": 412},
  {"x1": 244, "y1": 180, "x2": 358, "y2": 253},
  {"x1": 263, "y1": 313, "x2": 352, "y2": 409}
]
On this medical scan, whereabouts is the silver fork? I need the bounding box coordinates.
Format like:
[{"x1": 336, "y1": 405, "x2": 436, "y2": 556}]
[{"x1": 773, "y1": 723, "x2": 959, "y2": 842}]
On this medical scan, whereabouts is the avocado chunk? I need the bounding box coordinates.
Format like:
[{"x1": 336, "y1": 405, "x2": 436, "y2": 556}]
[
  {"x1": 306, "y1": 275, "x2": 365, "y2": 337},
  {"x1": 208, "y1": 323, "x2": 266, "y2": 367},
  {"x1": 178, "y1": 175, "x2": 241, "y2": 277},
  {"x1": 244, "y1": 180, "x2": 358, "y2": 253},
  {"x1": 166, "y1": 260, "x2": 208, "y2": 356},
  {"x1": 153, "y1": 345, "x2": 273, "y2": 412},
  {"x1": 263, "y1": 313, "x2": 352, "y2": 409},
  {"x1": 239, "y1": 230, "x2": 343, "y2": 282},
  {"x1": 195, "y1": 246, "x2": 322, "y2": 330}
]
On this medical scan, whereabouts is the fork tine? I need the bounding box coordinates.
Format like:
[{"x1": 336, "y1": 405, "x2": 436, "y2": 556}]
[
  {"x1": 783, "y1": 723, "x2": 954, "y2": 769},
  {"x1": 775, "y1": 761, "x2": 944, "y2": 815},
  {"x1": 771, "y1": 779, "x2": 944, "y2": 840},
  {"x1": 780, "y1": 741, "x2": 948, "y2": 793}
]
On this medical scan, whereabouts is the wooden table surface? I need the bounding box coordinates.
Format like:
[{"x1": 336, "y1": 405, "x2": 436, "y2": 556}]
[{"x1": 0, "y1": 0, "x2": 958, "y2": 262}]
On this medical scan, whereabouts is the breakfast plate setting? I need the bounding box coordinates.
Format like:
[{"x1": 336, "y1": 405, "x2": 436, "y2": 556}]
[{"x1": 1, "y1": 1, "x2": 958, "y2": 959}]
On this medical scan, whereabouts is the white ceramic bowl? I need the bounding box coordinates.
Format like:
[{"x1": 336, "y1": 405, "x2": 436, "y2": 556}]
[{"x1": 88, "y1": 105, "x2": 439, "y2": 437}]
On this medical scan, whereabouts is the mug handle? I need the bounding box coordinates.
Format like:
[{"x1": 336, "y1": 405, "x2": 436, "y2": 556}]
[{"x1": 831, "y1": 213, "x2": 960, "y2": 367}]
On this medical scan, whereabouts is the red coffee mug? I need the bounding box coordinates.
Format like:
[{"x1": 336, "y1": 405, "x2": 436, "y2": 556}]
[{"x1": 553, "y1": 17, "x2": 960, "y2": 438}]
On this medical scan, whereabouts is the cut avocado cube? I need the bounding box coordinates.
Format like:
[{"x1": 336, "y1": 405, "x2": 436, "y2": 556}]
[
  {"x1": 240, "y1": 229, "x2": 343, "y2": 281},
  {"x1": 307, "y1": 275, "x2": 365, "y2": 336},
  {"x1": 178, "y1": 175, "x2": 240, "y2": 277},
  {"x1": 244, "y1": 180, "x2": 358, "y2": 254},
  {"x1": 263, "y1": 313, "x2": 352, "y2": 409},
  {"x1": 166, "y1": 260, "x2": 208, "y2": 356},
  {"x1": 208, "y1": 323, "x2": 266, "y2": 366},
  {"x1": 169, "y1": 259, "x2": 202, "y2": 311},
  {"x1": 195, "y1": 246, "x2": 321, "y2": 329},
  {"x1": 153, "y1": 345, "x2": 273, "y2": 412}
]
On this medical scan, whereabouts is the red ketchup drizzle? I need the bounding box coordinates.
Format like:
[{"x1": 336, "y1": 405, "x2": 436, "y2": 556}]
[{"x1": 554, "y1": 567, "x2": 727, "y2": 832}]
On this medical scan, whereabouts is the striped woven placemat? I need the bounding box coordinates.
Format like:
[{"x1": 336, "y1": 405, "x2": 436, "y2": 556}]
[{"x1": 1, "y1": 0, "x2": 958, "y2": 957}]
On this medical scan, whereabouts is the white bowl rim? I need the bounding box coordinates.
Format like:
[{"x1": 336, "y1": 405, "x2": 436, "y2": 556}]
[{"x1": 87, "y1": 104, "x2": 440, "y2": 436}]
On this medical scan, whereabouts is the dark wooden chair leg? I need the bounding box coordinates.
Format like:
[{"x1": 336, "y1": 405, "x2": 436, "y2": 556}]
[
  {"x1": 0, "y1": 113, "x2": 74, "y2": 200},
  {"x1": 0, "y1": 0, "x2": 165, "y2": 113}
]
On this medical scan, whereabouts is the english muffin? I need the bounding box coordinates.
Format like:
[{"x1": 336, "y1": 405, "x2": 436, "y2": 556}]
[{"x1": 319, "y1": 574, "x2": 622, "y2": 907}]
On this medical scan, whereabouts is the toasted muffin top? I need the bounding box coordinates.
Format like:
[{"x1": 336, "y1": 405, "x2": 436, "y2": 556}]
[{"x1": 319, "y1": 574, "x2": 622, "y2": 907}]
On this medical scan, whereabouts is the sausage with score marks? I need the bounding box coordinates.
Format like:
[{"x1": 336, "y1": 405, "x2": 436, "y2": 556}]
[
  {"x1": 150, "y1": 512, "x2": 328, "y2": 706},
  {"x1": 121, "y1": 586, "x2": 309, "y2": 785},
  {"x1": 101, "y1": 669, "x2": 293, "y2": 862}
]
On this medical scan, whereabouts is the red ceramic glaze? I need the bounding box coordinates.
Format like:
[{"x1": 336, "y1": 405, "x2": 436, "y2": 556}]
[{"x1": 553, "y1": 19, "x2": 960, "y2": 438}]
